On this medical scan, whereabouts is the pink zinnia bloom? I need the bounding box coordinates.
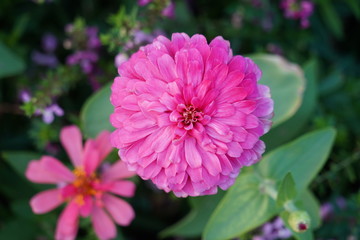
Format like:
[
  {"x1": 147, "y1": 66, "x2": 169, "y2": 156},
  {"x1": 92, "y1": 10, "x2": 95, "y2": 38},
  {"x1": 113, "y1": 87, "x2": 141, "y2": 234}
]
[
  {"x1": 110, "y1": 33, "x2": 273, "y2": 197},
  {"x1": 26, "y1": 126, "x2": 136, "y2": 240}
]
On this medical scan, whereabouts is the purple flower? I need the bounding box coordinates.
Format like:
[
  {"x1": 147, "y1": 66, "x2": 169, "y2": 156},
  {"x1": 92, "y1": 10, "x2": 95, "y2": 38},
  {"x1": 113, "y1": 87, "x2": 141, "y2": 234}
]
[
  {"x1": 32, "y1": 33, "x2": 59, "y2": 68},
  {"x1": 42, "y1": 33, "x2": 58, "y2": 53},
  {"x1": 114, "y1": 53, "x2": 128, "y2": 68},
  {"x1": 138, "y1": 0, "x2": 152, "y2": 6},
  {"x1": 35, "y1": 104, "x2": 64, "y2": 124},
  {"x1": 280, "y1": 0, "x2": 314, "y2": 28},
  {"x1": 66, "y1": 50, "x2": 99, "y2": 74},
  {"x1": 20, "y1": 90, "x2": 32, "y2": 103},
  {"x1": 253, "y1": 217, "x2": 292, "y2": 240},
  {"x1": 32, "y1": 51, "x2": 59, "y2": 68},
  {"x1": 162, "y1": 1, "x2": 175, "y2": 18}
]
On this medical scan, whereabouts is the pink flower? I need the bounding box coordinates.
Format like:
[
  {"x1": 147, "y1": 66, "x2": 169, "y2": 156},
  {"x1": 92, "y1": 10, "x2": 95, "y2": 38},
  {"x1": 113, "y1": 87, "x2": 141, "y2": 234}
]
[
  {"x1": 26, "y1": 126, "x2": 136, "y2": 240},
  {"x1": 110, "y1": 33, "x2": 273, "y2": 197}
]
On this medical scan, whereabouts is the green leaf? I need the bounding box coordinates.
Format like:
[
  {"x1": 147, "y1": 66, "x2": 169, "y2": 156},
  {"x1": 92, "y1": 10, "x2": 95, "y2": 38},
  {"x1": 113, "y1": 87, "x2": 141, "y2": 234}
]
[
  {"x1": 80, "y1": 83, "x2": 114, "y2": 138},
  {"x1": 0, "y1": 219, "x2": 39, "y2": 240},
  {"x1": 203, "y1": 172, "x2": 278, "y2": 240},
  {"x1": 344, "y1": 0, "x2": 360, "y2": 19},
  {"x1": 257, "y1": 128, "x2": 336, "y2": 192},
  {"x1": 280, "y1": 211, "x2": 314, "y2": 240},
  {"x1": 160, "y1": 191, "x2": 225, "y2": 238},
  {"x1": 318, "y1": 0, "x2": 343, "y2": 38},
  {"x1": 262, "y1": 59, "x2": 318, "y2": 150},
  {"x1": 0, "y1": 42, "x2": 25, "y2": 78},
  {"x1": 277, "y1": 173, "x2": 297, "y2": 207},
  {"x1": 2, "y1": 151, "x2": 41, "y2": 179},
  {"x1": 249, "y1": 54, "x2": 305, "y2": 127}
]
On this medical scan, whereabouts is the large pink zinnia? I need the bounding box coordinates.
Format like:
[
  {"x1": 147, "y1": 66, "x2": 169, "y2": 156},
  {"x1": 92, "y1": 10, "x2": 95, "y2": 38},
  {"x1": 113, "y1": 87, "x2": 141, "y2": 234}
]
[
  {"x1": 110, "y1": 33, "x2": 273, "y2": 197},
  {"x1": 26, "y1": 126, "x2": 136, "y2": 240}
]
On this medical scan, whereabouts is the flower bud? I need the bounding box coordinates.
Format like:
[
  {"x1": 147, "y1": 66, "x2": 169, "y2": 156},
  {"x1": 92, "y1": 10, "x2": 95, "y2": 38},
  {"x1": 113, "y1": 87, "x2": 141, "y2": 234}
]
[{"x1": 288, "y1": 210, "x2": 311, "y2": 233}]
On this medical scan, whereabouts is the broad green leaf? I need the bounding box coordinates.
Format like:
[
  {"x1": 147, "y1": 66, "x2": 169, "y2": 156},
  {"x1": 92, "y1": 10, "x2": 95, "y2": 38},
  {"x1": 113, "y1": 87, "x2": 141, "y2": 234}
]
[
  {"x1": 2, "y1": 151, "x2": 50, "y2": 192},
  {"x1": 80, "y1": 83, "x2": 114, "y2": 138},
  {"x1": 250, "y1": 54, "x2": 305, "y2": 127},
  {"x1": 0, "y1": 42, "x2": 25, "y2": 78},
  {"x1": 297, "y1": 189, "x2": 321, "y2": 229},
  {"x1": 203, "y1": 172, "x2": 278, "y2": 240},
  {"x1": 345, "y1": 0, "x2": 360, "y2": 19},
  {"x1": 262, "y1": 59, "x2": 318, "y2": 150},
  {"x1": 160, "y1": 191, "x2": 224, "y2": 238},
  {"x1": 318, "y1": 0, "x2": 343, "y2": 38},
  {"x1": 0, "y1": 219, "x2": 39, "y2": 240},
  {"x1": 277, "y1": 173, "x2": 297, "y2": 207},
  {"x1": 258, "y1": 128, "x2": 336, "y2": 192},
  {"x1": 2, "y1": 151, "x2": 41, "y2": 179},
  {"x1": 280, "y1": 211, "x2": 314, "y2": 240}
]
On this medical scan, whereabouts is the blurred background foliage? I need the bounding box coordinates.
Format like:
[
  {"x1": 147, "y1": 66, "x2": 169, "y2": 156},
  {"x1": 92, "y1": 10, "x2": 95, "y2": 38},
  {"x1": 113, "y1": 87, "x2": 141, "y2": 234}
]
[{"x1": 0, "y1": 0, "x2": 359, "y2": 239}]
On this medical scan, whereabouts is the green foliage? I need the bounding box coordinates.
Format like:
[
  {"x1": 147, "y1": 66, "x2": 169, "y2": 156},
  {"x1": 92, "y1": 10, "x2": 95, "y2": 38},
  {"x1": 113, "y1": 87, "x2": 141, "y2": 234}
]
[
  {"x1": 2, "y1": 151, "x2": 41, "y2": 179},
  {"x1": 257, "y1": 128, "x2": 336, "y2": 192},
  {"x1": 160, "y1": 191, "x2": 225, "y2": 238},
  {"x1": 318, "y1": 0, "x2": 343, "y2": 39},
  {"x1": 203, "y1": 128, "x2": 336, "y2": 240},
  {"x1": 0, "y1": 42, "x2": 25, "y2": 78},
  {"x1": 203, "y1": 172, "x2": 277, "y2": 240},
  {"x1": 277, "y1": 173, "x2": 297, "y2": 207},
  {"x1": 80, "y1": 83, "x2": 114, "y2": 138},
  {"x1": 262, "y1": 59, "x2": 318, "y2": 150},
  {"x1": 250, "y1": 54, "x2": 306, "y2": 127}
]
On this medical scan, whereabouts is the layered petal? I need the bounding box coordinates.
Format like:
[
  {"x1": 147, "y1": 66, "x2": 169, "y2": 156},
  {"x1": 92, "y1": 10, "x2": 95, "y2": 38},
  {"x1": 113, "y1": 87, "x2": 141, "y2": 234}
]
[
  {"x1": 103, "y1": 193, "x2": 135, "y2": 226},
  {"x1": 60, "y1": 126, "x2": 83, "y2": 167},
  {"x1": 26, "y1": 156, "x2": 74, "y2": 184},
  {"x1": 110, "y1": 33, "x2": 273, "y2": 197},
  {"x1": 30, "y1": 189, "x2": 64, "y2": 214},
  {"x1": 55, "y1": 200, "x2": 80, "y2": 240},
  {"x1": 91, "y1": 206, "x2": 117, "y2": 240}
]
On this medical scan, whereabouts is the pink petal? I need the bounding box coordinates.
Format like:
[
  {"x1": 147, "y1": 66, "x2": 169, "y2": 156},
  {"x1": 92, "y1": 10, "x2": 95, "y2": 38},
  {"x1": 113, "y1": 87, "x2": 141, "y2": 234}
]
[
  {"x1": 79, "y1": 195, "x2": 93, "y2": 217},
  {"x1": 91, "y1": 206, "x2": 117, "y2": 240},
  {"x1": 157, "y1": 54, "x2": 178, "y2": 82},
  {"x1": 101, "y1": 160, "x2": 136, "y2": 181},
  {"x1": 60, "y1": 125, "x2": 83, "y2": 167},
  {"x1": 83, "y1": 140, "x2": 100, "y2": 175},
  {"x1": 55, "y1": 200, "x2": 80, "y2": 240},
  {"x1": 184, "y1": 137, "x2": 202, "y2": 168},
  {"x1": 103, "y1": 194, "x2": 135, "y2": 226},
  {"x1": 95, "y1": 131, "x2": 114, "y2": 162},
  {"x1": 30, "y1": 189, "x2": 64, "y2": 214},
  {"x1": 107, "y1": 180, "x2": 136, "y2": 197},
  {"x1": 26, "y1": 156, "x2": 74, "y2": 184}
]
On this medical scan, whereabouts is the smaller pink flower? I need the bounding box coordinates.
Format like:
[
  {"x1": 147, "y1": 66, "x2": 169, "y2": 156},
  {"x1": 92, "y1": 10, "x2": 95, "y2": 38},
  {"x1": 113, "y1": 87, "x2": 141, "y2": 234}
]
[{"x1": 26, "y1": 126, "x2": 136, "y2": 240}]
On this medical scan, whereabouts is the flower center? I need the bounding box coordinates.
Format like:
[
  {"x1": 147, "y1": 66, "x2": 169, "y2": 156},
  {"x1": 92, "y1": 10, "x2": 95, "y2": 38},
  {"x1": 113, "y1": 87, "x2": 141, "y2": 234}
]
[
  {"x1": 71, "y1": 167, "x2": 99, "y2": 205},
  {"x1": 182, "y1": 105, "x2": 203, "y2": 125},
  {"x1": 176, "y1": 104, "x2": 204, "y2": 130}
]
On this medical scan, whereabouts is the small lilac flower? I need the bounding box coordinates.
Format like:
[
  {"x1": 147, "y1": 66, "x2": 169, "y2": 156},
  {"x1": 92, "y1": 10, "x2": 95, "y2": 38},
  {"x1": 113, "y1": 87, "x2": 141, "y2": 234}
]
[
  {"x1": 137, "y1": 0, "x2": 152, "y2": 6},
  {"x1": 115, "y1": 53, "x2": 128, "y2": 68},
  {"x1": 35, "y1": 104, "x2": 64, "y2": 124},
  {"x1": 65, "y1": 24, "x2": 101, "y2": 90},
  {"x1": 32, "y1": 33, "x2": 59, "y2": 68},
  {"x1": 42, "y1": 33, "x2": 58, "y2": 53},
  {"x1": 267, "y1": 43, "x2": 284, "y2": 55},
  {"x1": 280, "y1": 0, "x2": 314, "y2": 28},
  {"x1": 162, "y1": 1, "x2": 175, "y2": 18},
  {"x1": 320, "y1": 197, "x2": 347, "y2": 220},
  {"x1": 32, "y1": 51, "x2": 59, "y2": 68},
  {"x1": 253, "y1": 217, "x2": 292, "y2": 240},
  {"x1": 133, "y1": 30, "x2": 156, "y2": 45},
  {"x1": 20, "y1": 90, "x2": 32, "y2": 103}
]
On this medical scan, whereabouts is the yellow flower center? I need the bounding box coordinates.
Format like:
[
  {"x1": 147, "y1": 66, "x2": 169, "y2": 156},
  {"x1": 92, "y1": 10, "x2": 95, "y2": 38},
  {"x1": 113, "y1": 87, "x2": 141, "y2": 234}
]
[{"x1": 72, "y1": 167, "x2": 99, "y2": 205}]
